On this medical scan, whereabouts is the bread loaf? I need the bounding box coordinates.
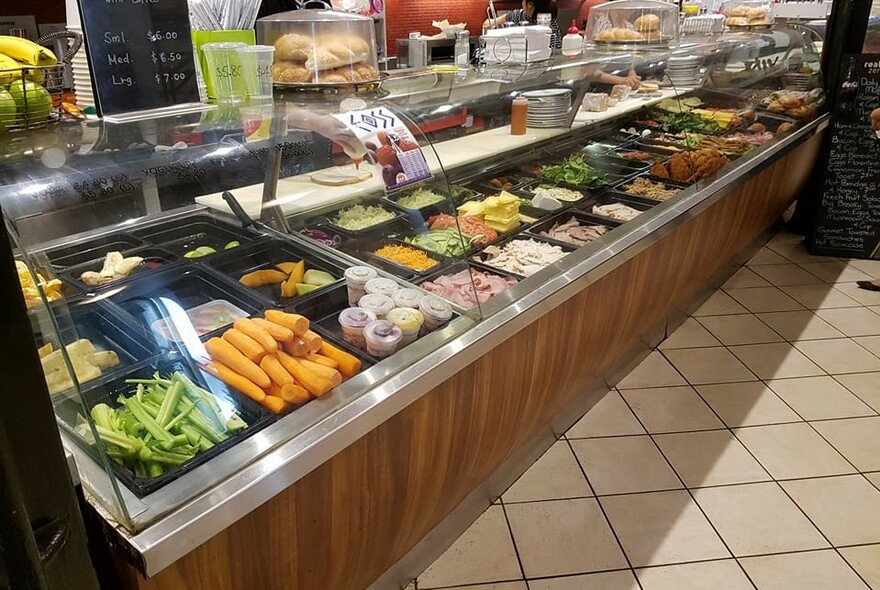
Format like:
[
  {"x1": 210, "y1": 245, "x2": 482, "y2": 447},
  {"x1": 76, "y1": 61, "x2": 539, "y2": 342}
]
[
  {"x1": 306, "y1": 36, "x2": 371, "y2": 71},
  {"x1": 271, "y1": 61, "x2": 312, "y2": 83},
  {"x1": 274, "y1": 34, "x2": 314, "y2": 62},
  {"x1": 633, "y1": 14, "x2": 661, "y2": 32}
]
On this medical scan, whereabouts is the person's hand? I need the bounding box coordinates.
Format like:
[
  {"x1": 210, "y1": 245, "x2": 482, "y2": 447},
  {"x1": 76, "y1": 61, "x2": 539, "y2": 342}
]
[
  {"x1": 309, "y1": 114, "x2": 363, "y2": 155},
  {"x1": 625, "y1": 69, "x2": 641, "y2": 89}
]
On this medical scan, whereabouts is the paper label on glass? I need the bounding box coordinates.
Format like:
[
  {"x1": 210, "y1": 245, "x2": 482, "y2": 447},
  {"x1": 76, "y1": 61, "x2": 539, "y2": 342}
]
[{"x1": 332, "y1": 107, "x2": 431, "y2": 192}]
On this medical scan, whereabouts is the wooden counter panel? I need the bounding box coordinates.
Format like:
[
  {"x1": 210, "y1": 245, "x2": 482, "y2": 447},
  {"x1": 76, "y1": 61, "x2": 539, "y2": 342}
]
[{"x1": 118, "y1": 135, "x2": 821, "y2": 590}]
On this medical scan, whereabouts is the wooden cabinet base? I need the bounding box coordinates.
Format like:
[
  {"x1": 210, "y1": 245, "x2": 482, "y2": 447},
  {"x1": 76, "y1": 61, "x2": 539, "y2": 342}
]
[{"x1": 111, "y1": 135, "x2": 821, "y2": 590}]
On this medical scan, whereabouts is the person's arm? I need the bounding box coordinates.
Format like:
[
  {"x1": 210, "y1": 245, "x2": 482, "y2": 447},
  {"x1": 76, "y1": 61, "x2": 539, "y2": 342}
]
[
  {"x1": 483, "y1": 10, "x2": 510, "y2": 29},
  {"x1": 591, "y1": 68, "x2": 641, "y2": 89},
  {"x1": 287, "y1": 106, "x2": 362, "y2": 154}
]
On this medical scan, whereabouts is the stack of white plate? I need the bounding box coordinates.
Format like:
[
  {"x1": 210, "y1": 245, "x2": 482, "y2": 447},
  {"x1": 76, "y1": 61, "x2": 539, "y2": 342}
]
[
  {"x1": 68, "y1": 26, "x2": 95, "y2": 108},
  {"x1": 522, "y1": 88, "x2": 571, "y2": 128},
  {"x1": 665, "y1": 56, "x2": 703, "y2": 87}
]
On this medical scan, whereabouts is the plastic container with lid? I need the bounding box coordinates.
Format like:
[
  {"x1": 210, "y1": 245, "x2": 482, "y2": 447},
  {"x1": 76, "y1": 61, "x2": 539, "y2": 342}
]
[
  {"x1": 391, "y1": 288, "x2": 423, "y2": 309},
  {"x1": 256, "y1": 10, "x2": 380, "y2": 87},
  {"x1": 345, "y1": 266, "x2": 377, "y2": 306},
  {"x1": 364, "y1": 277, "x2": 399, "y2": 297},
  {"x1": 363, "y1": 320, "x2": 403, "y2": 358},
  {"x1": 419, "y1": 295, "x2": 453, "y2": 333},
  {"x1": 358, "y1": 293, "x2": 395, "y2": 320},
  {"x1": 338, "y1": 307, "x2": 377, "y2": 349},
  {"x1": 584, "y1": 0, "x2": 680, "y2": 47},
  {"x1": 387, "y1": 307, "x2": 424, "y2": 346}
]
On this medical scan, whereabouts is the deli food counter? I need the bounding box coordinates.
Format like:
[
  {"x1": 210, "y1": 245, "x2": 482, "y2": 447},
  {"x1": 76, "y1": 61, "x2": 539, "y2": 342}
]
[{"x1": 4, "y1": 23, "x2": 828, "y2": 590}]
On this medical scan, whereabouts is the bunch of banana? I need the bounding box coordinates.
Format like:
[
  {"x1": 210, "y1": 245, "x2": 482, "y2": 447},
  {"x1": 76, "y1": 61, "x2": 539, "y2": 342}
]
[{"x1": 0, "y1": 36, "x2": 57, "y2": 85}]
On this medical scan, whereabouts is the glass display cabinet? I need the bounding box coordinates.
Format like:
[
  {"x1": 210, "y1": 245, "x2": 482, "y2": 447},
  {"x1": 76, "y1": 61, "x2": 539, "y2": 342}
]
[{"x1": 2, "y1": 22, "x2": 829, "y2": 583}]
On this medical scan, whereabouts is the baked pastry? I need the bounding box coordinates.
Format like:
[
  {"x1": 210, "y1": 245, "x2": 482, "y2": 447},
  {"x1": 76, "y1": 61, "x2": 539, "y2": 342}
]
[
  {"x1": 633, "y1": 14, "x2": 660, "y2": 33},
  {"x1": 728, "y1": 5, "x2": 750, "y2": 17},
  {"x1": 318, "y1": 71, "x2": 348, "y2": 83},
  {"x1": 306, "y1": 37, "x2": 372, "y2": 71},
  {"x1": 353, "y1": 62, "x2": 378, "y2": 81},
  {"x1": 595, "y1": 27, "x2": 644, "y2": 41},
  {"x1": 724, "y1": 16, "x2": 749, "y2": 26},
  {"x1": 747, "y1": 7, "x2": 768, "y2": 21},
  {"x1": 271, "y1": 61, "x2": 312, "y2": 83},
  {"x1": 274, "y1": 33, "x2": 314, "y2": 62}
]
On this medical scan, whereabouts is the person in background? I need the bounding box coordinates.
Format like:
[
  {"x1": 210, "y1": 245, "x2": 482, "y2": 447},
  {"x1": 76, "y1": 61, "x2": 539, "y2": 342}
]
[{"x1": 483, "y1": 0, "x2": 562, "y2": 49}]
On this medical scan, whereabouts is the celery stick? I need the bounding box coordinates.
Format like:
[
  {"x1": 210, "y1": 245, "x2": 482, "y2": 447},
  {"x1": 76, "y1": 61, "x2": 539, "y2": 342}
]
[
  {"x1": 155, "y1": 381, "x2": 183, "y2": 427},
  {"x1": 122, "y1": 397, "x2": 173, "y2": 443}
]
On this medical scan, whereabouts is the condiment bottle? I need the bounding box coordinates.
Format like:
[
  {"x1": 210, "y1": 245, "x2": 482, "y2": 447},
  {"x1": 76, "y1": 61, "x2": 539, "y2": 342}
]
[
  {"x1": 338, "y1": 307, "x2": 377, "y2": 349},
  {"x1": 345, "y1": 266, "x2": 378, "y2": 306},
  {"x1": 358, "y1": 293, "x2": 395, "y2": 320},
  {"x1": 561, "y1": 21, "x2": 582, "y2": 57},
  {"x1": 387, "y1": 307, "x2": 425, "y2": 346},
  {"x1": 363, "y1": 320, "x2": 403, "y2": 358},
  {"x1": 510, "y1": 95, "x2": 528, "y2": 135}
]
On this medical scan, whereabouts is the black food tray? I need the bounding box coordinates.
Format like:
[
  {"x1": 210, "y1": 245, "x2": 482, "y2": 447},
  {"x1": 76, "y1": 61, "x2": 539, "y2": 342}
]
[
  {"x1": 103, "y1": 262, "x2": 267, "y2": 350},
  {"x1": 311, "y1": 202, "x2": 408, "y2": 237},
  {"x1": 517, "y1": 180, "x2": 590, "y2": 206},
  {"x1": 45, "y1": 233, "x2": 145, "y2": 269},
  {"x1": 610, "y1": 148, "x2": 666, "y2": 163},
  {"x1": 471, "y1": 234, "x2": 576, "y2": 279},
  {"x1": 414, "y1": 260, "x2": 521, "y2": 310},
  {"x1": 298, "y1": 226, "x2": 344, "y2": 249},
  {"x1": 580, "y1": 194, "x2": 656, "y2": 222},
  {"x1": 525, "y1": 210, "x2": 622, "y2": 248},
  {"x1": 586, "y1": 154, "x2": 653, "y2": 174},
  {"x1": 63, "y1": 247, "x2": 179, "y2": 293},
  {"x1": 288, "y1": 284, "x2": 378, "y2": 366},
  {"x1": 470, "y1": 170, "x2": 536, "y2": 194},
  {"x1": 385, "y1": 185, "x2": 457, "y2": 229},
  {"x1": 59, "y1": 357, "x2": 274, "y2": 498},
  {"x1": 606, "y1": 175, "x2": 691, "y2": 207},
  {"x1": 342, "y1": 237, "x2": 447, "y2": 279},
  {"x1": 208, "y1": 239, "x2": 347, "y2": 308},
  {"x1": 35, "y1": 302, "x2": 160, "y2": 395},
  {"x1": 447, "y1": 184, "x2": 484, "y2": 204},
  {"x1": 133, "y1": 215, "x2": 256, "y2": 258}
]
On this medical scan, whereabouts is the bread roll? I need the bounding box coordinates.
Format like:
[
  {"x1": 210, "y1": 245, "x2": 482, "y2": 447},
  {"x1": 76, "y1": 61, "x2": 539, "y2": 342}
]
[
  {"x1": 633, "y1": 14, "x2": 661, "y2": 32},
  {"x1": 728, "y1": 6, "x2": 750, "y2": 17},
  {"x1": 747, "y1": 7, "x2": 768, "y2": 21},
  {"x1": 724, "y1": 16, "x2": 749, "y2": 26},
  {"x1": 595, "y1": 29, "x2": 616, "y2": 41},
  {"x1": 306, "y1": 36, "x2": 372, "y2": 71},
  {"x1": 271, "y1": 61, "x2": 312, "y2": 83},
  {"x1": 274, "y1": 33, "x2": 314, "y2": 62}
]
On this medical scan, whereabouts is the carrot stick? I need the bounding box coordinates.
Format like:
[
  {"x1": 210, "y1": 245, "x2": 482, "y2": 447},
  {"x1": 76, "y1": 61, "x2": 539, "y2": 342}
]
[
  {"x1": 265, "y1": 310, "x2": 309, "y2": 336},
  {"x1": 222, "y1": 328, "x2": 265, "y2": 363},
  {"x1": 205, "y1": 337, "x2": 272, "y2": 389},
  {"x1": 276, "y1": 351, "x2": 333, "y2": 396},
  {"x1": 303, "y1": 330, "x2": 322, "y2": 353},
  {"x1": 305, "y1": 353, "x2": 338, "y2": 369},
  {"x1": 319, "y1": 341, "x2": 361, "y2": 378},
  {"x1": 233, "y1": 318, "x2": 278, "y2": 353},
  {"x1": 279, "y1": 383, "x2": 311, "y2": 405},
  {"x1": 299, "y1": 359, "x2": 342, "y2": 387},
  {"x1": 204, "y1": 361, "x2": 266, "y2": 403},
  {"x1": 251, "y1": 317, "x2": 294, "y2": 343},
  {"x1": 266, "y1": 383, "x2": 284, "y2": 398},
  {"x1": 262, "y1": 395, "x2": 289, "y2": 414},
  {"x1": 260, "y1": 354, "x2": 295, "y2": 388},
  {"x1": 282, "y1": 337, "x2": 311, "y2": 357}
]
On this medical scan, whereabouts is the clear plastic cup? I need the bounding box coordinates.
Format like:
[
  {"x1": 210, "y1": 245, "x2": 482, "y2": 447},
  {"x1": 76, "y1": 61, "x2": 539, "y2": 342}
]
[
  {"x1": 358, "y1": 293, "x2": 395, "y2": 320},
  {"x1": 363, "y1": 320, "x2": 403, "y2": 358},
  {"x1": 338, "y1": 307, "x2": 376, "y2": 349},
  {"x1": 391, "y1": 288, "x2": 423, "y2": 309},
  {"x1": 345, "y1": 266, "x2": 378, "y2": 306},
  {"x1": 364, "y1": 277, "x2": 399, "y2": 297},
  {"x1": 201, "y1": 42, "x2": 249, "y2": 104},
  {"x1": 419, "y1": 295, "x2": 453, "y2": 332},
  {"x1": 387, "y1": 307, "x2": 424, "y2": 346},
  {"x1": 239, "y1": 44, "x2": 275, "y2": 103}
]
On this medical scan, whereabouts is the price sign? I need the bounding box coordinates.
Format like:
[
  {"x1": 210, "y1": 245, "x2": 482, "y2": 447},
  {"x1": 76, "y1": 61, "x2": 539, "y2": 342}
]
[
  {"x1": 77, "y1": 0, "x2": 200, "y2": 117},
  {"x1": 811, "y1": 55, "x2": 880, "y2": 259}
]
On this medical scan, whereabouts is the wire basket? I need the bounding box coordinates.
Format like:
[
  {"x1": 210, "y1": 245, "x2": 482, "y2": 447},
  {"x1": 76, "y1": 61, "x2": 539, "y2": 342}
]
[{"x1": 0, "y1": 31, "x2": 82, "y2": 131}]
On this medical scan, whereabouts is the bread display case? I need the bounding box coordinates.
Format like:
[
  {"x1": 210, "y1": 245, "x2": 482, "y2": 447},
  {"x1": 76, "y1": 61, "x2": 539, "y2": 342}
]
[
  {"x1": 2, "y1": 24, "x2": 830, "y2": 590},
  {"x1": 585, "y1": 0, "x2": 681, "y2": 47},
  {"x1": 257, "y1": 9, "x2": 379, "y2": 86}
]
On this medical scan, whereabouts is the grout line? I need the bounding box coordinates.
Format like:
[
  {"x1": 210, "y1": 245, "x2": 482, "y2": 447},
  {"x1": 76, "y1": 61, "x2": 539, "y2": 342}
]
[
  {"x1": 561, "y1": 436, "x2": 646, "y2": 590},
  {"x1": 498, "y1": 500, "x2": 530, "y2": 587}
]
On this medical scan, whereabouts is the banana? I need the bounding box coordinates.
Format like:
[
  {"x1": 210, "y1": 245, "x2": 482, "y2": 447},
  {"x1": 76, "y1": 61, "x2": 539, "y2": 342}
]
[
  {"x1": 0, "y1": 36, "x2": 57, "y2": 67},
  {"x1": 0, "y1": 52, "x2": 20, "y2": 85}
]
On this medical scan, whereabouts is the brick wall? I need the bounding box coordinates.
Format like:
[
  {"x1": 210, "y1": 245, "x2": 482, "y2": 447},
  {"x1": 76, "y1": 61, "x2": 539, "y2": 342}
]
[{"x1": 384, "y1": 0, "x2": 605, "y2": 56}]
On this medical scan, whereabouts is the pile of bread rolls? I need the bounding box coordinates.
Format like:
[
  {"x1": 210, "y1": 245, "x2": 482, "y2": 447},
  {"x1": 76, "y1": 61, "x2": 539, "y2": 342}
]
[
  {"x1": 724, "y1": 5, "x2": 772, "y2": 27},
  {"x1": 271, "y1": 33, "x2": 379, "y2": 85},
  {"x1": 594, "y1": 13, "x2": 663, "y2": 42}
]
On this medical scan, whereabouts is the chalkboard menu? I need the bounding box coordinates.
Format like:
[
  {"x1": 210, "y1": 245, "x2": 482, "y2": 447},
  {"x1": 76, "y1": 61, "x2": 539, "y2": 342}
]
[
  {"x1": 810, "y1": 54, "x2": 880, "y2": 258},
  {"x1": 77, "y1": 0, "x2": 200, "y2": 117}
]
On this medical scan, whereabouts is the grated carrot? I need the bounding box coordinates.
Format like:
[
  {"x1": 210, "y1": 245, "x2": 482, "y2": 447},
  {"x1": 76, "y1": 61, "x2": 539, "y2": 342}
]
[{"x1": 373, "y1": 245, "x2": 438, "y2": 271}]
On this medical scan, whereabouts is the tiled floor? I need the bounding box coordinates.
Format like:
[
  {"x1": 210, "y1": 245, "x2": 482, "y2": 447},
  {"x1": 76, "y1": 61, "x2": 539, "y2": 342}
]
[{"x1": 408, "y1": 230, "x2": 880, "y2": 590}]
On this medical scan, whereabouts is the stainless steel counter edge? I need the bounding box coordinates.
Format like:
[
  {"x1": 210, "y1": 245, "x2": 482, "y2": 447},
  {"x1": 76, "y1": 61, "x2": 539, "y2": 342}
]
[{"x1": 117, "y1": 116, "x2": 829, "y2": 576}]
